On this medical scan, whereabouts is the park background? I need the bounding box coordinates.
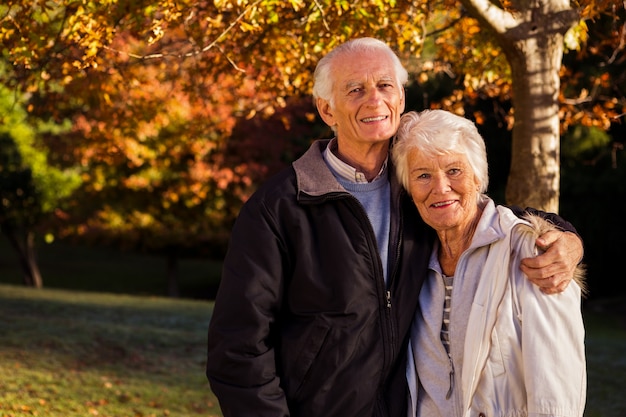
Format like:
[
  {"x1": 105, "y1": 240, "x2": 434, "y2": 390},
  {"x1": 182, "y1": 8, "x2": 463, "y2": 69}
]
[{"x1": 1, "y1": 1, "x2": 626, "y2": 416}]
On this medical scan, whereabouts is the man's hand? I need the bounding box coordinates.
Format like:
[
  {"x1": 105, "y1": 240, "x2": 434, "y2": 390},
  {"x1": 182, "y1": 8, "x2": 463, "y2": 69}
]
[{"x1": 520, "y1": 231, "x2": 584, "y2": 294}]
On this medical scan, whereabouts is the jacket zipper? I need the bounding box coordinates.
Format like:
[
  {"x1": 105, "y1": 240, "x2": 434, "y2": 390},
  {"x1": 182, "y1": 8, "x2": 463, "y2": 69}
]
[
  {"x1": 446, "y1": 356, "x2": 455, "y2": 399},
  {"x1": 316, "y1": 189, "x2": 398, "y2": 416}
]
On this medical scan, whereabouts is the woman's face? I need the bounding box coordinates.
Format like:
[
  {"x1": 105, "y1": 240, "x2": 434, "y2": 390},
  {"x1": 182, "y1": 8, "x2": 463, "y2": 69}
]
[{"x1": 406, "y1": 148, "x2": 480, "y2": 233}]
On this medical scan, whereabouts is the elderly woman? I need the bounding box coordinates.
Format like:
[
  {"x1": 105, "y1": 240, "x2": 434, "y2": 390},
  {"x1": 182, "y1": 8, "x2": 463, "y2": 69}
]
[{"x1": 392, "y1": 110, "x2": 587, "y2": 417}]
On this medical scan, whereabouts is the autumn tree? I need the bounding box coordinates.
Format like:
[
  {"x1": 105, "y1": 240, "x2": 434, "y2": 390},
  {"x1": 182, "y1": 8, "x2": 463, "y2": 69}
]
[
  {"x1": 1, "y1": 1, "x2": 429, "y2": 294},
  {"x1": 49, "y1": 45, "x2": 320, "y2": 295},
  {"x1": 0, "y1": 76, "x2": 81, "y2": 288}
]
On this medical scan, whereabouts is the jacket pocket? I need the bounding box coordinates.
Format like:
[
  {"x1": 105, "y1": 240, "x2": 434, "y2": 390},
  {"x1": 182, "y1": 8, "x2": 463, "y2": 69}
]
[{"x1": 282, "y1": 318, "x2": 331, "y2": 397}]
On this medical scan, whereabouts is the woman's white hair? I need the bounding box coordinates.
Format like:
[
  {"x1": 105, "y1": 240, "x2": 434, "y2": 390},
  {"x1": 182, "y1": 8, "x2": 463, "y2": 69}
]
[
  {"x1": 391, "y1": 109, "x2": 489, "y2": 195},
  {"x1": 312, "y1": 37, "x2": 408, "y2": 110}
]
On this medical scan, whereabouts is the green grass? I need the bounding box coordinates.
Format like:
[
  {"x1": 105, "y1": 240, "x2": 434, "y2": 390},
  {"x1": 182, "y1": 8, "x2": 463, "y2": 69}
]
[
  {"x1": 0, "y1": 284, "x2": 220, "y2": 417},
  {"x1": 582, "y1": 298, "x2": 626, "y2": 417}
]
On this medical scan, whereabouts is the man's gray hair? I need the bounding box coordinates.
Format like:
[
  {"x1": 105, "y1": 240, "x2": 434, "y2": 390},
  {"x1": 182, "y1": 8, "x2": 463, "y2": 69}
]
[{"x1": 312, "y1": 37, "x2": 408, "y2": 109}]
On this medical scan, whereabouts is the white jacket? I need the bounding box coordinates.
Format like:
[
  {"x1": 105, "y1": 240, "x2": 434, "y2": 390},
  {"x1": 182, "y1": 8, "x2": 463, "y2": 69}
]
[{"x1": 407, "y1": 199, "x2": 586, "y2": 417}]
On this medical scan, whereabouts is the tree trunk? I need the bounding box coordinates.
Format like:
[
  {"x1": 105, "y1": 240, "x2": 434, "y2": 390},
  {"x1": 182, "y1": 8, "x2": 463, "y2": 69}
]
[
  {"x1": 504, "y1": 34, "x2": 564, "y2": 213},
  {"x1": 3, "y1": 227, "x2": 43, "y2": 288},
  {"x1": 461, "y1": 0, "x2": 579, "y2": 213}
]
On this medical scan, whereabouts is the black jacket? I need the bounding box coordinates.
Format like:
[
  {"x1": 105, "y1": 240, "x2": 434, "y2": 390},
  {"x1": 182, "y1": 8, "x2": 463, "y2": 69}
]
[{"x1": 206, "y1": 139, "x2": 432, "y2": 417}]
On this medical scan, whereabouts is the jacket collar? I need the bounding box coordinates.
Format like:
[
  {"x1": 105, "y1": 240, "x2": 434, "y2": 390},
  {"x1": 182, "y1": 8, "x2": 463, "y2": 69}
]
[{"x1": 293, "y1": 139, "x2": 347, "y2": 199}]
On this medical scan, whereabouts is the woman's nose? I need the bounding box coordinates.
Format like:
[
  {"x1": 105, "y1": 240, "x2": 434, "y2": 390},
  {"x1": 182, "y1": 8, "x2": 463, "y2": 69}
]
[{"x1": 432, "y1": 175, "x2": 452, "y2": 193}]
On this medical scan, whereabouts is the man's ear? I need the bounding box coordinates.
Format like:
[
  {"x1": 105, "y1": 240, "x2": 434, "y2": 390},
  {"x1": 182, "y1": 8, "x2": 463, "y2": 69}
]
[{"x1": 316, "y1": 98, "x2": 335, "y2": 127}]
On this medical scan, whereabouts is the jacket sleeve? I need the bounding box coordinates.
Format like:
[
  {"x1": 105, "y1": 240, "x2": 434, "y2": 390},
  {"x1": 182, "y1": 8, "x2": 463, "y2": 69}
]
[
  {"x1": 507, "y1": 205, "x2": 579, "y2": 236},
  {"x1": 206, "y1": 195, "x2": 290, "y2": 417},
  {"x1": 512, "y1": 223, "x2": 587, "y2": 417}
]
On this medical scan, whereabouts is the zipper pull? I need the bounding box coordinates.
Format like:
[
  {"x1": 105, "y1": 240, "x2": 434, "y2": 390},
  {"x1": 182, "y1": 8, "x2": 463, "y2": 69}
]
[
  {"x1": 386, "y1": 290, "x2": 392, "y2": 308},
  {"x1": 445, "y1": 357, "x2": 455, "y2": 399}
]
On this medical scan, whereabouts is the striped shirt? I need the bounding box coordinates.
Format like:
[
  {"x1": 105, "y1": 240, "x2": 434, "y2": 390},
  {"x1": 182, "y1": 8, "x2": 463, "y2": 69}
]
[{"x1": 441, "y1": 274, "x2": 454, "y2": 357}]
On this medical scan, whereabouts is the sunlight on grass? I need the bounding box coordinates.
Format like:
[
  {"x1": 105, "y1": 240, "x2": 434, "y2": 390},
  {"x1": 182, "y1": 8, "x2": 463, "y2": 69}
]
[
  {"x1": 0, "y1": 284, "x2": 221, "y2": 417},
  {"x1": 0, "y1": 354, "x2": 218, "y2": 417}
]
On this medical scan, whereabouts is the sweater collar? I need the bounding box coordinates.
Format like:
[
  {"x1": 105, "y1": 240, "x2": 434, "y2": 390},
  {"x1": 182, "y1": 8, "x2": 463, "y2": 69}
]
[{"x1": 323, "y1": 138, "x2": 388, "y2": 184}]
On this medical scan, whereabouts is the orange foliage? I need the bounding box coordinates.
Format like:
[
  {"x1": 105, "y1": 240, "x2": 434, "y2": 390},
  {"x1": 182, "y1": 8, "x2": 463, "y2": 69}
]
[{"x1": 1, "y1": 0, "x2": 624, "y2": 251}]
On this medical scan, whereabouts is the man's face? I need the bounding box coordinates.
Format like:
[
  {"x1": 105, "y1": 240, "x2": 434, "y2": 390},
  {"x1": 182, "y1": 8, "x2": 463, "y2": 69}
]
[{"x1": 317, "y1": 49, "x2": 405, "y2": 148}]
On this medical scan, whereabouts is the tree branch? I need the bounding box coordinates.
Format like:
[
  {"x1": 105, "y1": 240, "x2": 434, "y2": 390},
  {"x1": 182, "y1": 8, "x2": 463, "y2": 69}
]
[{"x1": 103, "y1": 0, "x2": 264, "y2": 71}]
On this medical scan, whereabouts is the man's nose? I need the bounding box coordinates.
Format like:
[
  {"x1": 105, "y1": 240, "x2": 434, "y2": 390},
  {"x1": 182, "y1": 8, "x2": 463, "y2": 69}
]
[{"x1": 365, "y1": 88, "x2": 383, "y2": 105}]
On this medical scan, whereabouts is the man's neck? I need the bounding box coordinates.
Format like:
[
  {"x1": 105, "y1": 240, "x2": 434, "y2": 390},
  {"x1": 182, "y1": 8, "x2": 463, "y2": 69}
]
[{"x1": 332, "y1": 139, "x2": 389, "y2": 182}]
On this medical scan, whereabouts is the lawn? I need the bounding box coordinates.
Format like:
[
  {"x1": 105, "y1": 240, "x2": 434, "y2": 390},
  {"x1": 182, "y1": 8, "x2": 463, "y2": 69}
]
[
  {"x1": 583, "y1": 297, "x2": 626, "y2": 417},
  {"x1": 0, "y1": 284, "x2": 220, "y2": 417}
]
